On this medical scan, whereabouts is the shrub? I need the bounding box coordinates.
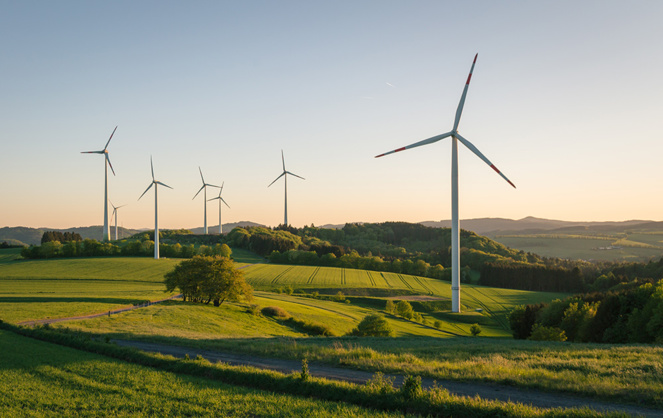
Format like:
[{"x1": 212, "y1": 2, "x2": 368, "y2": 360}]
[
  {"x1": 334, "y1": 291, "x2": 346, "y2": 302},
  {"x1": 348, "y1": 314, "x2": 394, "y2": 337},
  {"x1": 285, "y1": 318, "x2": 336, "y2": 336},
  {"x1": 412, "y1": 312, "x2": 423, "y2": 323},
  {"x1": 470, "y1": 323, "x2": 482, "y2": 336},
  {"x1": 247, "y1": 304, "x2": 261, "y2": 316},
  {"x1": 365, "y1": 372, "x2": 395, "y2": 395},
  {"x1": 399, "y1": 375, "x2": 423, "y2": 400},
  {"x1": 284, "y1": 285, "x2": 294, "y2": 295},
  {"x1": 261, "y1": 306, "x2": 290, "y2": 319},
  {"x1": 528, "y1": 324, "x2": 567, "y2": 342},
  {"x1": 396, "y1": 300, "x2": 414, "y2": 320},
  {"x1": 433, "y1": 320, "x2": 442, "y2": 329},
  {"x1": 385, "y1": 300, "x2": 395, "y2": 314},
  {"x1": 300, "y1": 358, "x2": 310, "y2": 381}
]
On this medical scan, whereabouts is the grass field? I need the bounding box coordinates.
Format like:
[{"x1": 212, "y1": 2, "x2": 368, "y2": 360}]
[
  {"x1": 242, "y1": 264, "x2": 568, "y2": 330},
  {"x1": 0, "y1": 329, "x2": 407, "y2": 417},
  {"x1": 493, "y1": 234, "x2": 663, "y2": 262},
  {"x1": 0, "y1": 256, "x2": 181, "y2": 323}
]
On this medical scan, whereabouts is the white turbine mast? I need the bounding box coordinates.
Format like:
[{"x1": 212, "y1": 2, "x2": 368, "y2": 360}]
[
  {"x1": 375, "y1": 54, "x2": 516, "y2": 313},
  {"x1": 208, "y1": 181, "x2": 230, "y2": 235},
  {"x1": 193, "y1": 167, "x2": 220, "y2": 235},
  {"x1": 268, "y1": 150, "x2": 305, "y2": 227},
  {"x1": 81, "y1": 126, "x2": 117, "y2": 242},
  {"x1": 109, "y1": 200, "x2": 127, "y2": 241},
  {"x1": 138, "y1": 156, "x2": 173, "y2": 259}
]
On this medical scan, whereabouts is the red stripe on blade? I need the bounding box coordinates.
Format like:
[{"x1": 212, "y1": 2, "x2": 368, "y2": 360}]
[
  {"x1": 490, "y1": 164, "x2": 500, "y2": 174},
  {"x1": 466, "y1": 74, "x2": 472, "y2": 85}
]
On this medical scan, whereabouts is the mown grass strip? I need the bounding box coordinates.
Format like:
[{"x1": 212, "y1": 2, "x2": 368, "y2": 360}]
[{"x1": 0, "y1": 322, "x2": 616, "y2": 418}]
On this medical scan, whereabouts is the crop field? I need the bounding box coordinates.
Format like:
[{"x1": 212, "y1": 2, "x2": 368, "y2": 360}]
[
  {"x1": 0, "y1": 248, "x2": 22, "y2": 263},
  {"x1": 242, "y1": 264, "x2": 568, "y2": 329},
  {"x1": 0, "y1": 330, "x2": 406, "y2": 417},
  {"x1": 492, "y1": 234, "x2": 663, "y2": 262}
]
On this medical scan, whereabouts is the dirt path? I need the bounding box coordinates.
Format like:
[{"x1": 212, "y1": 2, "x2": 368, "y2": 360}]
[{"x1": 115, "y1": 339, "x2": 662, "y2": 417}]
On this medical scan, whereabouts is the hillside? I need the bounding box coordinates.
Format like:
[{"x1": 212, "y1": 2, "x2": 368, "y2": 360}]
[{"x1": 0, "y1": 225, "x2": 142, "y2": 245}]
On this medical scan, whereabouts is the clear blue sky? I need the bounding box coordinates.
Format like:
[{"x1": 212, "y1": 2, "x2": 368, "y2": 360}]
[{"x1": 1, "y1": 1, "x2": 662, "y2": 229}]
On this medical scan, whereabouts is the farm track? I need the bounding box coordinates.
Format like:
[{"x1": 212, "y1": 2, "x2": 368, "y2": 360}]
[
  {"x1": 396, "y1": 274, "x2": 414, "y2": 290},
  {"x1": 366, "y1": 271, "x2": 377, "y2": 287},
  {"x1": 341, "y1": 269, "x2": 346, "y2": 285},
  {"x1": 462, "y1": 288, "x2": 509, "y2": 330},
  {"x1": 115, "y1": 339, "x2": 663, "y2": 418},
  {"x1": 379, "y1": 272, "x2": 393, "y2": 287},
  {"x1": 270, "y1": 266, "x2": 295, "y2": 284},
  {"x1": 306, "y1": 267, "x2": 321, "y2": 285},
  {"x1": 258, "y1": 293, "x2": 356, "y2": 320},
  {"x1": 411, "y1": 275, "x2": 434, "y2": 295}
]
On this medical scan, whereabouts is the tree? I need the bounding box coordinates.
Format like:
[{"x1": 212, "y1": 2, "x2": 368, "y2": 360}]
[
  {"x1": 164, "y1": 255, "x2": 253, "y2": 306},
  {"x1": 395, "y1": 300, "x2": 414, "y2": 320},
  {"x1": 469, "y1": 323, "x2": 482, "y2": 336},
  {"x1": 385, "y1": 300, "x2": 395, "y2": 314},
  {"x1": 348, "y1": 314, "x2": 394, "y2": 337}
]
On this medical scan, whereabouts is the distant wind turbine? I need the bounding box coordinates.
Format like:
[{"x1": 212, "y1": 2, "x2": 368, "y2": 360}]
[
  {"x1": 375, "y1": 54, "x2": 516, "y2": 313},
  {"x1": 109, "y1": 201, "x2": 126, "y2": 241},
  {"x1": 208, "y1": 182, "x2": 230, "y2": 235},
  {"x1": 268, "y1": 150, "x2": 305, "y2": 226},
  {"x1": 81, "y1": 126, "x2": 117, "y2": 242},
  {"x1": 138, "y1": 156, "x2": 173, "y2": 260},
  {"x1": 192, "y1": 167, "x2": 220, "y2": 235}
]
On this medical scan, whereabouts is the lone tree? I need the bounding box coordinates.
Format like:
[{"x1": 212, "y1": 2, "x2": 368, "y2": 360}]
[
  {"x1": 164, "y1": 255, "x2": 252, "y2": 306},
  {"x1": 348, "y1": 314, "x2": 394, "y2": 337}
]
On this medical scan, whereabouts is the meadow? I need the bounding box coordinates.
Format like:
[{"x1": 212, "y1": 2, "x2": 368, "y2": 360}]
[
  {"x1": 0, "y1": 329, "x2": 410, "y2": 417},
  {"x1": 492, "y1": 233, "x2": 663, "y2": 262}
]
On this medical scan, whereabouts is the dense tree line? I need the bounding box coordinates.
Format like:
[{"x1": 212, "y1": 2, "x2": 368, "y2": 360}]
[
  {"x1": 41, "y1": 231, "x2": 82, "y2": 244},
  {"x1": 509, "y1": 278, "x2": 663, "y2": 344},
  {"x1": 20, "y1": 235, "x2": 232, "y2": 260}
]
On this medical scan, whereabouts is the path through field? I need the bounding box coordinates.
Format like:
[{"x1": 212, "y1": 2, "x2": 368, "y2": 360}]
[{"x1": 116, "y1": 339, "x2": 662, "y2": 417}]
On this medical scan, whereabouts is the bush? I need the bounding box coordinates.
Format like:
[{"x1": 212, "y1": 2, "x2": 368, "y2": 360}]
[
  {"x1": 528, "y1": 324, "x2": 567, "y2": 342},
  {"x1": 365, "y1": 372, "x2": 395, "y2": 395},
  {"x1": 470, "y1": 323, "x2": 482, "y2": 336},
  {"x1": 433, "y1": 320, "x2": 442, "y2": 329},
  {"x1": 396, "y1": 300, "x2": 414, "y2": 320},
  {"x1": 247, "y1": 304, "x2": 261, "y2": 316},
  {"x1": 285, "y1": 318, "x2": 336, "y2": 336},
  {"x1": 334, "y1": 291, "x2": 346, "y2": 302},
  {"x1": 348, "y1": 314, "x2": 394, "y2": 337},
  {"x1": 385, "y1": 300, "x2": 395, "y2": 314},
  {"x1": 399, "y1": 375, "x2": 423, "y2": 400},
  {"x1": 261, "y1": 306, "x2": 290, "y2": 319}
]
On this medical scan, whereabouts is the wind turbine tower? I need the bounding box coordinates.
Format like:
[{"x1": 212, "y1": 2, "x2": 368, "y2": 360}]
[
  {"x1": 138, "y1": 157, "x2": 173, "y2": 259},
  {"x1": 109, "y1": 201, "x2": 126, "y2": 241},
  {"x1": 81, "y1": 126, "x2": 117, "y2": 241},
  {"x1": 208, "y1": 182, "x2": 230, "y2": 234},
  {"x1": 375, "y1": 54, "x2": 516, "y2": 313},
  {"x1": 268, "y1": 150, "x2": 305, "y2": 226},
  {"x1": 193, "y1": 167, "x2": 220, "y2": 235}
]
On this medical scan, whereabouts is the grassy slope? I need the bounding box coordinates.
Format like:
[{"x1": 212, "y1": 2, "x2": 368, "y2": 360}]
[
  {"x1": 0, "y1": 256, "x2": 180, "y2": 323},
  {"x1": 0, "y1": 330, "x2": 403, "y2": 417}
]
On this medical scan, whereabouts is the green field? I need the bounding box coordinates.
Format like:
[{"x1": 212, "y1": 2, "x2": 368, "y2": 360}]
[
  {"x1": 0, "y1": 256, "x2": 181, "y2": 323},
  {"x1": 242, "y1": 264, "x2": 568, "y2": 330},
  {"x1": 493, "y1": 234, "x2": 663, "y2": 262},
  {"x1": 0, "y1": 329, "x2": 406, "y2": 417}
]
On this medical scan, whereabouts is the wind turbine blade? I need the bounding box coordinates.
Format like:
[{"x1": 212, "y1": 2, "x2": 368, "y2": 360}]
[
  {"x1": 156, "y1": 181, "x2": 173, "y2": 189},
  {"x1": 81, "y1": 150, "x2": 104, "y2": 154},
  {"x1": 150, "y1": 156, "x2": 155, "y2": 181},
  {"x1": 207, "y1": 196, "x2": 220, "y2": 201},
  {"x1": 106, "y1": 154, "x2": 116, "y2": 176},
  {"x1": 220, "y1": 197, "x2": 230, "y2": 208},
  {"x1": 285, "y1": 171, "x2": 305, "y2": 180},
  {"x1": 453, "y1": 53, "x2": 478, "y2": 131},
  {"x1": 104, "y1": 126, "x2": 118, "y2": 151},
  {"x1": 198, "y1": 166, "x2": 205, "y2": 184},
  {"x1": 281, "y1": 150, "x2": 286, "y2": 171},
  {"x1": 455, "y1": 133, "x2": 516, "y2": 188},
  {"x1": 375, "y1": 131, "x2": 452, "y2": 158},
  {"x1": 206, "y1": 183, "x2": 221, "y2": 188},
  {"x1": 268, "y1": 172, "x2": 286, "y2": 187},
  {"x1": 219, "y1": 181, "x2": 224, "y2": 196},
  {"x1": 138, "y1": 183, "x2": 154, "y2": 200},
  {"x1": 193, "y1": 184, "x2": 205, "y2": 200}
]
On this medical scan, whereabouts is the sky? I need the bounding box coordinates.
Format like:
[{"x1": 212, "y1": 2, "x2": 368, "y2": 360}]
[{"x1": 1, "y1": 1, "x2": 662, "y2": 230}]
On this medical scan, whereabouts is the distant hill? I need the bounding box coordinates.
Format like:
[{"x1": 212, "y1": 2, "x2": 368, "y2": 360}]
[
  {"x1": 0, "y1": 225, "x2": 142, "y2": 246},
  {"x1": 188, "y1": 221, "x2": 265, "y2": 235},
  {"x1": 419, "y1": 217, "x2": 656, "y2": 236}
]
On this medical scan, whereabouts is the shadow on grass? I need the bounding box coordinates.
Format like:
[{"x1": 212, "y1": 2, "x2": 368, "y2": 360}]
[{"x1": 0, "y1": 296, "x2": 148, "y2": 305}]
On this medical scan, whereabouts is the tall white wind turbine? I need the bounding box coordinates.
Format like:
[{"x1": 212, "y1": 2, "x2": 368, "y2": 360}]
[
  {"x1": 81, "y1": 126, "x2": 117, "y2": 242},
  {"x1": 208, "y1": 182, "x2": 230, "y2": 234},
  {"x1": 193, "y1": 167, "x2": 220, "y2": 235},
  {"x1": 138, "y1": 156, "x2": 173, "y2": 259},
  {"x1": 268, "y1": 150, "x2": 305, "y2": 226},
  {"x1": 109, "y1": 201, "x2": 126, "y2": 241},
  {"x1": 375, "y1": 54, "x2": 516, "y2": 313}
]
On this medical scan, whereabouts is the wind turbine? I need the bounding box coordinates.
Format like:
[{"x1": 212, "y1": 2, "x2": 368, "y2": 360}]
[
  {"x1": 208, "y1": 182, "x2": 230, "y2": 234},
  {"x1": 81, "y1": 126, "x2": 117, "y2": 242},
  {"x1": 375, "y1": 54, "x2": 515, "y2": 313},
  {"x1": 268, "y1": 150, "x2": 305, "y2": 226},
  {"x1": 138, "y1": 156, "x2": 173, "y2": 259},
  {"x1": 193, "y1": 167, "x2": 220, "y2": 235},
  {"x1": 109, "y1": 201, "x2": 126, "y2": 241}
]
